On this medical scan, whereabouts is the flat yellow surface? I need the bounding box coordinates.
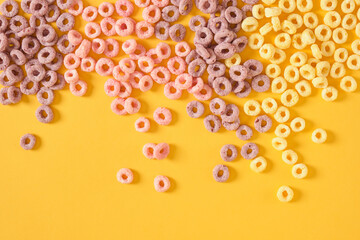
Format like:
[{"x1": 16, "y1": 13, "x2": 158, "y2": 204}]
[{"x1": 1, "y1": 1, "x2": 360, "y2": 239}]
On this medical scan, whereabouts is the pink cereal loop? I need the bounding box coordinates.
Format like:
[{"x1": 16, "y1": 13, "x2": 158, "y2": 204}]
[
  {"x1": 98, "y1": 2, "x2": 115, "y2": 17},
  {"x1": 188, "y1": 77, "x2": 204, "y2": 94},
  {"x1": 85, "y1": 22, "x2": 101, "y2": 38},
  {"x1": 153, "y1": 107, "x2": 172, "y2": 125},
  {"x1": 124, "y1": 97, "x2": 141, "y2": 114},
  {"x1": 113, "y1": 65, "x2": 130, "y2": 81},
  {"x1": 193, "y1": 83, "x2": 212, "y2": 101},
  {"x1": 64, "y1": 69, "x2": 79, "y2": 83},
  {"x1": 75, "y1": 39, "x2": 91, "y2": 59},
  {"x1": 154, "y1": 175, "x2": 170, "y2": 192},
  {"x1": 150, "y1": 67, "x2": 171, "y2": 84},
  {"x1": 68, "y1": 0, "x2": 84, "y2": 16},
  {"x1": 111, "y1": 97, "x2": 127, "y2": 115},
  {"x1": 119, "y1": 58, "x2": 136, "y2": 74},
  {"x1": 116, "y1": 168, "x2": 133, "y2": 184},
  {"x1": 142, "y1": 5, "x2": 161, "y2": 24},
  {"x1": 151, "y1": 0, "x2": 169, "y2": 8},
  {"x1": 135, "y1": 117, "x2": 150, "y2": 132},
  {"x1": 82, "y1": 6, "x2": 98, "y2": 22},
  {"x1": 104, "y1": 78, "x2": 120, "y2": 97},
  {"x1": 154, "y1": 143, "x2": 170, "y2": 160},
  {"x1": 175, "y1": 73, "x2": 193, "y2": 90},
  {"x1": 146, "y1": 48, "x2": 162, "y2": 64},
  {"x1": 115, "y1": 0, "x2": 134, "y2": 17},
  {"x1": 70, "y1": 80, "x2": 87, "y2": 97},
  {"x1": 95, "y1": 57, "x2": 115, "y2": 76},
  {"x1": 175, "y1": 41, "x2": 191, "y2": 57},
  {"x1": 118, "y1": 82, "x2": 132, "y2": 98},
  {"x1": 68, "y1": 30, "x2": 82, "y2": 46},
  {"x1": 135, "y1": 0, "x2": 150, "y2": 8},
  {"x1": 115, "y1": 17, "x2": 136, "y2": 37},
  {"x1": 164, "y1": 81, "x2": 182, "y2": 100},
  {"x1": 104, "y1": 38, "x2": 120, "y2": 58},
  {"x1": 100, "y1": 17, "x2": 116, "y2": 36},
  {"x1": 139, "y1": 75, "x2": 153, "y2": 92},
  {"x1": 81, "y1": 57, "x2": 96, "y2": 72},
  {"x1": 137, "y1": 56, "x2": 155, "y2": 73},
  {"x1": 156, "y1": 42, "x2": 171, "y2": 59},
  {"x1": 129, "y1": 44, "x2": 146, "y2": 60},
  {"x1": 122, "y1": 39, "x2": 137, "y2": 54},
  {"x1": 64, "y1": 53, "x2": 80, "y2": 69},
  {"x1": 135, "y1": 21, "x2": 154, "y2": 39},
  {"x1": 129, "y1": 71, "x2": 144, "y2": 89},
  {"x1": 92, "y1": 38, "x2": 106, "y2": 54},
  {"x1": 143, "y1": 143, "x2": 156, "y2": 159},
  {"x1": 167, "y1": 56, "x2": 186, "y2": 75}
]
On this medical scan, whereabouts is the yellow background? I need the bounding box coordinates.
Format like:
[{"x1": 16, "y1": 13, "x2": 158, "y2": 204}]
[{"x1": 1, "y1": 0, "x2": 360, "y2": 239}]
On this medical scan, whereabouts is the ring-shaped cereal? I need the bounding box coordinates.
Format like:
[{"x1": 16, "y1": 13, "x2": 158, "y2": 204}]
[
  {"x1": 212, "y1": 164, "x2": 230, "y2": 182},
  {"x1": 188, "y1": 77, "x2": 204, "y2": 94},
  {"x1": 115, "y1": 0, "x2": 134, "y2": 17},
  {"x1": 85, "y1": 22, "x2": 101, "y2": 39},
  {"x1": 220, "y1": 144, "x2": 238, "y2": 162},
  {"x1": 320, "y1": 0, "x2": 337, "y2": 11},
  {"x1": 193, "y1": 84, "x2": 212, "y2": 101},
  {"x1": 347, "y1": 54, "x2": 360, "y2": 70},
  {"x1": 68, "y1": 0, "x2": 83, "y2": 16},
  {"x1": 111, "y1": 98, "x2": 127, "y2": 115},
  {"x1": 155, "y1": 42, "x2": 171, "y2": 59},
  {"x1": 154, "y1": 175, "x2": 170, "y2": 192},
  {"x1": 284, "y1": 65, "x2": 299, "y2": 83},
  {"x1": 139, "y1": 75, "x2": 153, "y2": 92},
  {"x1": 154, "y1": 143, "x2": 170, "y2": 160},
  {"x1": 221, "y1": 104, "x2": 239, "y2": 122},
  {"x1": 320, "y1": 41, "x2": 335, "y2": 57},
  {"x1": 259, "y1": 43, "x2": 275, "y2": 60},
  {"x1": 315, "y1": 24, "x2": 332, "y2": 42},
  {"x1": 262, "y1": 97, "x2": 278, "y2": 114},
  {"x1": 124, "y1": 97, "x2": 141, "y2": 114},
  {"x1": 81, "y1": 57, "x2": 96, "y2": 72},
  {"x1": 250, "y1": 157, "x2": 267, "y2": 173},
  {"x1": 312, "y1": 128, "x2": 327, "y2": 143},
  {"x1": 112, "y1": 65, "x2": 130, "y2": 82},
  {"x1": 137, "y1": 56, "x2": 154, "y2": 73},
  {"x1": 292, "y1": 163, "x2": 308, "y2": 179},
  {"x1": 64, "y1": 53, "x2": 80, "y2": 70},
  {"x1": 299, "y1": 64, "x2": 315, "y2": 80},
  {"x1": 115, "y1": 17, "x2": 135, "y2": 37},
  {"x1": 272, "y1": 137, "x2": 287, "y2": 151},
  {"x1": 164, "y1": 82, "x2": 182, "y2": 100},
  {"x1": 92, "y1": 38, "x2": 106, "y2": 54},
  {"x1": 316, "y1": 61, "x2": 331, "y2": 77},
  {"x1": 351, "y1": 39, "x2": 360, "y2": 54},
  {"x1": 135, "y1": 0, "x2": 150, "y2": 7},
  {"x1": 277, "y1": 186, "x2": 294, "y2": 202},
  {"x1": 281, "y1": 89, "x2": 299, "y2": 107},
  {"x1": 135, "y1": 117, "x2": 150, "y2": 132},
  {"x1": 340, "y1": 76, "x2": 357, "y2": 92},
  {"x1": 275, "y1": 124, "x2": 291, "y2": 138},
  {"x1": 303, "y1": 12, "x2": 318, "y2": 29},
  {"x1": 150, "y1": 67, "x2": 171, "y2": 84},
  {"x1": 167, "y1": 56, "x2": 186, "y2": 75},
  {"x1": 265, "y1": 64, "x2": 281, "y2": 78},
  {"x1": 119, "y1": 58, "x2": 136, "y2": 74},
  {"x1": 142, "y1": 5, "x2": 161, "y2": 23},
  {"x1": 290, "y1": 117, "x2": 306, "y2": 132},
  {"x1": 324, "y1": 11, "x2": 341, "y2": 28},
  {"x1": 321, "y1": 86, "x2": 338, "y2": 102},
  {"x1": 116, "y1": 168, "x2": 133, "y2": 184},
  {"x1": 104, "y1": 78, "x2": 120, "y2": 97},
  {"x1": 330, "y1": 62, "x2": 346, "y2": 79},
  {"x1": 70, "y1": 80, "x2": 87, "y2": 97},
  {"x1": 244, "y1": 100, "x2": 261, "y2": 116},
  {"x1": 295, "y1": 80, "x2": 312, "y2": 97},
  {"x1": 175, "y1": 73, "x2": 193, "y2": 90},
  {"x1": 128, "y1": 71, "x2": 143, "y2": 89},
  {"x1": 35, "y1": 105, "x2": 54, "y2": 123},
  {"x1": 118, "y1": 82, "x2": 132, "y2": 98},
  {"x1": 122, "y1": 39, "x2": 137, "y2": 54},
  {"x1": 36, "y1": 87, "x2": 54, "y2": 105},
  {"x1": 248, "y1": 33, "x2": 264, "y2": 50},
  {"x1": 98, "y1": 2, "x2": 115, "y2": 17},
  {"x1": 342, "y1": 14, "x2": 357, "y2": 30},
  {"x1": 82, "y1": 6, "x2": 98, "y2": 22},
  {"x1": 95, "y1": 58, "x2": 114, "y2": 76},
  {"x1": 174, "y1": 41, "x2": 191, "y2": 57},
  {"x1": 254, "y1": 115, "x2": 272, "y2": 133},
  {"x1": 252, "y1": 74, "x2": 270, "y2": 92},
  {"x1": 282, "y1": 149, "x2": 298, "y2": 165},
  {"x1": 136, "y1": 21, "x2": 154, "y2": 39},
  {"x1": 0, "y1": 0, "x2": 19, "y2": 17},
  {"x1": 241, "y1": 142, "x2": 259, "y2": 160},
  {"x1": 213, "y1": 77, "x2": 232, "y2": 96},
  {"x1": 100, "y1": 17, "x2": 116, "y2": 36},
  {"x1": 278, "y1": 0, "x2": 296, "y2": 13},
  {"x1": 20, "y1": 133, "x2": 36, "y2": 150},
  {"x1": 153, "y1": 107, "x2": 172, "y2": 125},
  {"x1": 332, "y1": 28, "x2": 348, "y2": 44},
  {"x1": 129, "y1": 44, "x2": 146, "y2": 60},
  {"x1": 146, "y1": 48, "x2": 162, "y2": 64},
  {"x1": 204, "y1": 115, "x2": 221, "y2": 133},
  {"x1": 186, "y1": 100, "x2": 204, "y2": 118},
  {"x1": 312, "y1": 76, "x2": 328, "y2": 88},
  {"x1": 143, "y1": 143, "x2": 156, "y2": 159},
  {"x1": 270, "y1": 48, "x2": 286, "y2": 64},
  {"x1": 209, "y1": 98, "x2": 226, "y2": 115},
  {"x1": 274, "y1": 106, "x2": 290, "y2": 123},
  {"x1": 225, "y1": 54, "x2": 241, "y2": 68}
]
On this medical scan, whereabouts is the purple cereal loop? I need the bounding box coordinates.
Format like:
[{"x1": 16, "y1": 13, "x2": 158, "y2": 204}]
[
  {"x1": 100, "y1": 17, "x2": 116, "y2": 36},
  {"x1": 224, "y1": 6, "x2": 242, "y2": 24},
  {"x1": 36, "y1": 24, "x2": 56, "y2": 42},
  {"x1": 242, "y1": 0, "x2": 258, "y2": 3},
  {"x1": 169, "y1": 24, "x2": 186, "y2": 42},
  {"x1": 207, "y1": 74, "x2": 216, "y2": 88},
  {"x1": 16, "y1": 27, "x2": 35, "y2": 38},
  {"x1": 20, "y1": 77, "x2": 40, "y2": 95},
  {"x1": 210, "y1": 4, "x2": 225, "y2": 18},
  {"x1": 29, "y1": 0, "x2": 49, "y2": 17},
  {"x1": 195, "y1": 44, "x2": 210, "y2": 59},
  {"x1": 241, "y1": 4, "x2": 253, "y2": 20},
  {"x1": 0, "y1": 87, "x2": 11, "y2": 105},
  {"x1": 0, "y1": 15, "x2": 8, "y2": 32},
  {"x1": 254, "y1": 114, "x2": 272, "y2": 133},
  {"x1": 7, "y1": 86, "x2": 22, "y2": 103},
  {"x1": 161, "y1": 5, "x2": 180, "y2": 22},
  {"x1": 37, "y1": 87, "x2": 54, "y2": 105},
  {"x1": 26, "y1": 65, "x2": 45, "y2": 82},
  {"x1": 179, "y1": 0, "x2": 193, "y2": 15},
  {"x1": 208, "y1": 17, "x2": 228, "y2": 34},
  {"x1": 194, "y1": 27, "x2": 213, "y2": 46},
  {"x1": 185, "y1": 50, "x2": 200, "y2": 64},
  {"x1": 155, "y1": 21, "x2": 170, "y2": 40},
  {"x1": 0, "y1": 71, "x2": 15, "y2": 86},
  {"x1": 45, "y1": 52, "x2": 62, "y2": 71},
  {"x1": 41, "y1": 71, "x2": 57, "y2": 87},
  {"x1": 198, "y1": 0, "x2": 217, "y2": 14},
  {"x1": 235, "y1": 81, "x2": 251, "y2": 98},
  {"x1": 29, "y1": 15, "x2": 46, "y2": 28},
  {"x1": 205, "y1": 49, "x2": 217, "y2": 65},
  {"x1": 189, "y1": 15, "x2": 206, "y2": 32},
  {"x1": 0, "y1": 0, "x2": 19, "y2": 18},
  {"x1": 186, "y1": 100, "x2": 204, "y2": 118},
  {"x1": 82, "y1": 6, "x2": 97, "y2": 22},
  {"x1": 188, "y1": 58, "x2": 206, "y2": 77},
  {"x1": 21, "y1": 36, "x2": 40, "y2": 55},
  {"x1": 10, "y1": 49, "x2": 26, "y2": 66},
  {"x1": 115, "y1": 0, "x2": 134, "y2": 17},
  {"x1": 35, "y1": 105, "x2": 54, "y2": 123},
  {"x1": 104, "y1": 38, "x2": 119, "y2": 58},
  {"x1": 25, "y1": 59, "x2": 41, "y2": 72},
  {"x1": 20, "y1": 134, "x2": 36, "y2": 150},
  {"x1": 209, "y1": 97, "x2": 226, "y2": 115},
  {"x1": 49, "y1": 73, "x2": 65, "y2": 90},
  {"x1": 6, "y1": 38, "x2": 20, "y2": 52},
  {"x1": 229, "y1": 65, "x2": 248, "y2": 81},
  {"x1": 0, "y1": 52, "x2": 10, "y2": 71},
  {"x1": 232, "y1": 36, "x2": 248, "y2": 53},
  {"x1": 213, "y1": 164, "x2": 229, "y2": 182},
  {"x1": 241, "y1": 142, "x2": 259, "y2": 160},
  {"x1": 57, "y1": 34, "x2": 75, "y2": 54},
  {"x1": 135, "y1": 21, "x2": 154, "y2": 39},
  {"x1": 204, "y1": 114, "x2": 221, "y2": 133},
  {"x1": 252, "y1": 74, "x2": 270, "y2": 92},
  {"x1": 92, "y1": 38, "x2": 106, "y2": 54},
  {"x1": 6, "y1": 64, "x2": 23, "y2": 83},
  {"x1": 220, "y1": 144, "x2": 238, "y2": 161},
  {"x1": 214, "y1": 29, "x2": 236, "y2": 44},
  {"x1": 21, "y1": 0, "x2": 32, "y2": 14},
  {"x1": 45, "y1": 4, "x2": 60, "y2": 22},
  {"x1": 56, "y1": 13, "x2": 75, "y2": 32},
  {"x1": 38, "y1": 47, "x2": 56, "y2": 64},
  {"x1": 188, "y1": 77, "x2": 204, "y2": 93},
  {"x1": 243, "y1": 59, "x2": 263, "y2": 78},
  {"x1": 213, "y1": 77, "x2": 232, "y2": 96},
  {"x1": 56, "y1": 0, "x2": 74, "y2": 10},
  {"x1": 221, "y1": 104, "x2": 239, "y2": 122},
  {"x1": 207, "y1": 62, "x2": 226, "y2": 77},
  {"x1": 171, "y1": 0, "x2": 180, "y2": 5},
  {"x1": 98, "y1": 2, "x2": 114, "y2": 17},
  {"x1": 222, "y1": 118, "x2": 240, "y2": 131},
  {"x1": 236, "y1": 124, "x2": 253, "y2": 140},
  {"x1": 214, "y1": 42, "x2": 236, "y2": 59},
  {"x1": 9, "y1": 15, "x2": 28, "y2": 33},
  {"x1": 231, "y1": 79, "x2": 245, "y2": 93}
]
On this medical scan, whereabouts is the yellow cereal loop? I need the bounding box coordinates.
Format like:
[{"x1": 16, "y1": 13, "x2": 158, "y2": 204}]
[
  {"x1": 340, "y1": 76, "x2": 357, "y2": 92},
  {"x1": 355, "y1": 23, "x2": 360, "y2": 37},
  {"x1": 324, "y1": 11, "x2": 341, "y2": 28},
  {"x1": 250, "y1": 157, "x2": 267, "y2": 173},
  {"x1": 342, "y1": 14, "x2": 357, "y2": 30},
  {"x1": 274, "y1": 106, "x2": 290, "y2": 123},
  {"x1": 284, "y1": 65, "x2": 300, "y2": 83},
  {"x1": 297, "y1": 0, "x2": 313, "y2": 12},
  {"x1": 332, "y1": 28, "x2": 348, "y2": 44},
  {"x1": 265, "y1": 7, "x2": 282, "y2": 18},
  {"x1": 290, "y1": 117, "x2": 306, "y2": 132},
  {"x1": 316, "y1": 61, "x2": 331, "y2": 77},
  {"x1": 312, "y1": 76, "x2": 329, "y2": 88},
  {"x1": 330, "y1": 62, "x2": 346, "y2": 78},
  {"x1": 248, "y1": 33, "x2": 264, "y2": 49},
  {"x1": 241, "y1": 17, "x2": 259, "y2": 32},
  {"x1": 278, "y1": 0, "x2": 296, "y2": 13},
  {"x1": 295, "y1": 80, "x2": 312, "y2": 97},
  {"x1": 292, "y1": 163, "x2": 308, "y2": 179},
  {"x1": 333, "y1": 48, "x2": 348, "y2": 62},
  {"x1": 225, "y1": 54, "x2": 241, "y2": 68},
  {"x1": 270, "y1": 48, "x2": 286, "y2": 64},
  {"x1": 351, "y1": 39, "x2": 360, "y2": 54},
  {"x1": 301, "y1": 29, "x2": 316, "y2": 45},
  {"x1": 282, "y1": 149, "x2": 298, "y2": 164},
  {"x1": 272, "y1": 137, "x2": 288, "y2": 151},
  {"x1": 252, "y1": 4, "x2": 265, "y2": 19},
  {"x1": 266, "y1": 63, "x2": 281, "y2": 78},
  {"x1": 321, "y1": 41, "x2": 335, "y2": 57},
  {"x1": 320, "y1": 0, "x2": 338, "y2": 11},
  {"x1": 307, "y1": 57, "x2": 320, "y2": 68},
  {"x1": 292, "y1": 34, "x2": 306, "y2": 50},
  {"x1": 322, "y1": 86, "x2": 338, "y2": 101},
  {"x1": 282, "y1": 20, "x2": 297, "y2": 34},
  {"x1": 271, "y1": 17, "x2": 281, "y2": 32},
  {"x1": 281, "y1": 89, "x2": 299, "y2": 107},
  {"x1": 347, "y1": 54, "x2": 360, "y2": 70},
  {"x1": 271, "y1": 76, "x2": 288, "y2": 93},
  {"x1": 287, "y1": 14, "x2": 303, "y2": 29},
  {"x1": 261, "y1": 97, "x2": 278, "y2": 114},
  {"x1": 312, "y1": 128, "x2": 327, "y2": 143},
  {"x1": 259, "y1": 22, "x2": 273, "y2": 35},
  {"x1": 277, "y1": 185, "x2": 294, "y2": 202},
  {"x1": 274, "y1": 33, "x2": 291, "y2": 49},
  {"x1": 341, "y1": 0, "x2": 356, "y2": 13},
  {"x1": 275, "y1": 124, "x2": 291, "y2": 138},
  {"x1": 259, "y1": 43, "x2": 276, "y2": 60},
  {"x1": 262, "y1": 0, "x2": 276, "y2": 5},
  {"x1": 303, "y1": 12, "x2": 319, "y2": 29},
  {"x1": 311, "y1": 44, "x2": 322, "y2": 59},
  {"x1": 290, "y1": 52, "x2": 308, "y2": 67},
  {"x1": 315, "y1": 24, "x2": 332, "y2": 42},
  {"x1": 244, "y1": 100, "x2": 261, "y2": 116},
  {"x1": 300, "y1": 64, "x2": 315, "y2": 80}
]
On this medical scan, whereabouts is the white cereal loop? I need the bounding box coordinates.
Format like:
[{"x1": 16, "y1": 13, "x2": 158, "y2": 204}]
[
  {"x1": 274, "y1": 106, "x2": 290, "y2": 123},
  {"x1": 290, "y1": 52, "x2": 307, "y2": 67},
  {"x1": 290, "y1": 117, "x2": 305, "y2": 132},
  {"x1": 330, "y1": 62, "x2": 346, "y2": 79},
  {"x1": 259, "y1": 43, "x2": 275, "y2": 59},
  {"x1": 322, "y1": 86, "x2": 338, "y2": 102},
  {"x1": 272, "y1": 137, "x2": 287, "y2": 151},
  {"x1": 347, "y1": 54, "x2": 360, "y2": 70},
  {"x1": 281, "y1": 89, "x2": 299, "y2": 107},
  {"x1": 340, "y1": 76, "x2": 357, "y2": 92},
  {"x1": 292, "y1": 163, "x2": 308, "y2": 179},
  {"x1": 320, "y1": 0, "x2": 337, "y2": 11},
  {"x1": 295, "y1": 80, "x2": 312, "y2": 97},
  {"x1": 312, "y1": 128, "x2": 327, "y2": 143},
  {"x1": 316, "y1": 61, "x2": 331, "y2": 77},
  {"x1": 284, "y1": 65, "x2": 299, "y2": 83},
  {"x1": 271, "y1": 76, "x2": 287, "y2": 94},
  {"x1": 277, "y1": 185, "x2": 294, "y2": 202},
  {"x1": 241, "y1": 17, "x2": 258, "y2": 32},
  {"x1": 342, "y1": 14, "x2": 357, "y2": 30},
  {"x1": 261, "y1": 97, "x2": 278, "y2": 114},
  {"x1": 265, "y1": 63, "x2": 281, "y2": 78},
  {"x1": 332, "y1": 28, "x2": 348, "y2": 44},
  {"x1": 312, "y1": 77, "x2": 328, "y2": 89},
  {"x1": 334, "y1": 48, "x2": 348, "y2": 63},
  {"x1": 248, "y1": 33, "x2": 264, "y2": 49},
  {"x1": 282, "y1": 149, "x2": 298, "y2": 164},
  {"x1": 299, "y1": 64, "x2": 315, "y2": 80},
  {"x1": 244, "y1": 100, "x2": 261, "y2": 116},
  {"x1": 250, "y1": 157, "x2": 267, "y2": 173},
  {"x1": 279, "y1": 0, "x2": 296, "y2": 13},
  {"x1": 275, "y1": 124, "x2": 291, "y2": 138},
  {"x1": 274, "y1": 33, "x2": 291, "y2": 49}
]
